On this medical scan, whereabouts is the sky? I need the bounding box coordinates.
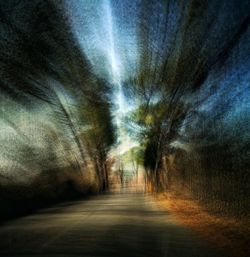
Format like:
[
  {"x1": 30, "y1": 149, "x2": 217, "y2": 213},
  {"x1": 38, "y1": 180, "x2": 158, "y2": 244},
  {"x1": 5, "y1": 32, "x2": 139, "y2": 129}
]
[
  {"x1": 64, "y1": 0, "x2": 250, "y2": 155},
  {"x1": 65, "y1": 0, "x2": 139, "y2": 155},
  {"x1": 0, "y1": 0, "x2": 249, "y2": 181}
]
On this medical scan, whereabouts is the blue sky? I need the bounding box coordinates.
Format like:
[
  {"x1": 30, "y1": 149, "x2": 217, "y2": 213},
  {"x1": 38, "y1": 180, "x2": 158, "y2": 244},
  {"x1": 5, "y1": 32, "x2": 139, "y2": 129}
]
[{"x1": 65, "y1": 0, "x2": 139, "y2": 154}]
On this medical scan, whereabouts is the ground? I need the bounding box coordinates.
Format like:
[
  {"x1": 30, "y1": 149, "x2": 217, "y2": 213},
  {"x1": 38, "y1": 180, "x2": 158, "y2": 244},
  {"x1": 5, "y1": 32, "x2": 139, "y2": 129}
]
[
  {"x1": 156, "y1": 192, "x2": 250, "y2": 257},
  {"x1": 0, "y1": 190, "x2": 221, "y2": 257}
]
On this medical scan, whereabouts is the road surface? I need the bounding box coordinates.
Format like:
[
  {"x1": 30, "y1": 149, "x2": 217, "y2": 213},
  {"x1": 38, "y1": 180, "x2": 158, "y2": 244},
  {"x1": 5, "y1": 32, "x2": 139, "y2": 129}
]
[{"x1": 0, "y1": 191, "x2": 220, "y2": 257}]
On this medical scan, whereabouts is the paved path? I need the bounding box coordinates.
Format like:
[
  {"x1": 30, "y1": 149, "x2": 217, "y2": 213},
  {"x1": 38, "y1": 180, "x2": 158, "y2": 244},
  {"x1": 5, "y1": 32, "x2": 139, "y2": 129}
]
[{"x1": 0, "y1": 192, "x2": 220, "y2": 257}]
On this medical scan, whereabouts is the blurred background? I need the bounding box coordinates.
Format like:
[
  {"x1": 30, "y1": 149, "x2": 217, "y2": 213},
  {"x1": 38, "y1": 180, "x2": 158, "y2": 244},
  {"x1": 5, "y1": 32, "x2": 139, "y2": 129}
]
[{"x1": 0, "y1": 0, "x2": 249, "y2": 222}]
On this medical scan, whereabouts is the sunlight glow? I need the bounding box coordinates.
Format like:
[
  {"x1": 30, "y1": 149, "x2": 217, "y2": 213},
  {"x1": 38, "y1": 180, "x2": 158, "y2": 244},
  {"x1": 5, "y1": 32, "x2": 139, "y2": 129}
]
[{"x1": 103, "y1": 0, "x2": 138, "y2": 155}]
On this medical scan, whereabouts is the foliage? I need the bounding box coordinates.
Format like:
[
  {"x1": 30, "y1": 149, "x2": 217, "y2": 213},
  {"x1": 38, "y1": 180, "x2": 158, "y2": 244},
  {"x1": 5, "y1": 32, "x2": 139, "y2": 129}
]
[{"x1": 0, "y1": 0, "x2": 116, "y2": 197}]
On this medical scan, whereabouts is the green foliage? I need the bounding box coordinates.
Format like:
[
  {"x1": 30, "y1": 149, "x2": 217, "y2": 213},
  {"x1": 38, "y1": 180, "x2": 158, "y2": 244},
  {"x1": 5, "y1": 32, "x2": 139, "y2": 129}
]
[{"x1": 0, "y1": 0, "x2": 116, "y2": 194}]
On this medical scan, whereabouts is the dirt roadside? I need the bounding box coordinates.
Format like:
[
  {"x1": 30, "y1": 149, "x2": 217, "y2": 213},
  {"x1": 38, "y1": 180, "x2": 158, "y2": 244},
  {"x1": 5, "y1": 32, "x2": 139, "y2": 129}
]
[{"x1": 156, "y1": 192, "x2": 250, "y2": 257}]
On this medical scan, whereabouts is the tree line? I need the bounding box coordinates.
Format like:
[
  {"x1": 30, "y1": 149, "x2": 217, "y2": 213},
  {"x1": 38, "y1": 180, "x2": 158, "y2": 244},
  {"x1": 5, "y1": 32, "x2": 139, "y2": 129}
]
[
  {"x1": 0, "y1": 0, "x2": 116, "y2": 215},
  {"x1": 123, "y1": 0, "x2": 249, "y2": 217}
]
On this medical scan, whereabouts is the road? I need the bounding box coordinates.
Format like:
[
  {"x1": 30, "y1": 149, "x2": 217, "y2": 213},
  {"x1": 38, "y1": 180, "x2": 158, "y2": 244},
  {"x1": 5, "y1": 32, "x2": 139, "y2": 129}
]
[{"x1": 0, "y1": 191, "x2": 220, "y2": 257}]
